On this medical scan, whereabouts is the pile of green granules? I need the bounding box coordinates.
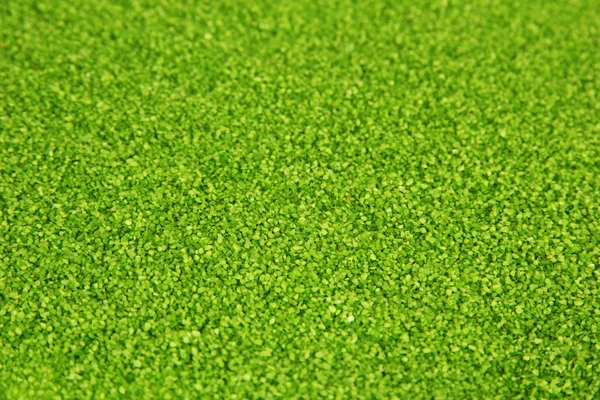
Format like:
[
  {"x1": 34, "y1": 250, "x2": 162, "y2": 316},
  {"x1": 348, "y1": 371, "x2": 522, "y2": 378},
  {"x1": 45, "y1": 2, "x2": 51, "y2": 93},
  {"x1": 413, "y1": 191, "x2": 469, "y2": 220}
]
[{"x1": 1, "y1": 0, "x2": 599, "y2": 398}]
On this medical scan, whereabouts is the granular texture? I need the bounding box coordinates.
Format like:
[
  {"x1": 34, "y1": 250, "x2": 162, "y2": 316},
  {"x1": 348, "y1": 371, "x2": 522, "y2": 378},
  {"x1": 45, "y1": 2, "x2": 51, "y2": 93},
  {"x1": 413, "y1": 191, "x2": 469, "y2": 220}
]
[{"x1": 1, "y1": 0, "x2": 599, "y2": 398}]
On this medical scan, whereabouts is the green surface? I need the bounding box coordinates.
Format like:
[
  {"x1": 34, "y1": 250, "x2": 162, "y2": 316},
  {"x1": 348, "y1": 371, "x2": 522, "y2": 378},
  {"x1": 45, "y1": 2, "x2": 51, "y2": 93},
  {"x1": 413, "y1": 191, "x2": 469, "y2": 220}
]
[{"x1": 1, "y1": 0, "x2": 600, "y2": 398}]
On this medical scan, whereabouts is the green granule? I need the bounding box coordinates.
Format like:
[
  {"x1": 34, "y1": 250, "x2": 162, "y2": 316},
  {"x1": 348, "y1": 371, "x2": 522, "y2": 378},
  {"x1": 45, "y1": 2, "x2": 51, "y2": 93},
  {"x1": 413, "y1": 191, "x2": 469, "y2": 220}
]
[{"x1": 1, "y1": 0, "x2": 599, "y2": 398}]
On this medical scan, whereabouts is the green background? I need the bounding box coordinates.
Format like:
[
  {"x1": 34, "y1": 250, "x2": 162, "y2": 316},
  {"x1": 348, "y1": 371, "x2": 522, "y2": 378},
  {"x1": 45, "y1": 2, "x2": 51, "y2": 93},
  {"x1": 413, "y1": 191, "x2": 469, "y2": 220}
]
[{"x1": 1, "y1": 0, "x2": 599, "y2": 398}]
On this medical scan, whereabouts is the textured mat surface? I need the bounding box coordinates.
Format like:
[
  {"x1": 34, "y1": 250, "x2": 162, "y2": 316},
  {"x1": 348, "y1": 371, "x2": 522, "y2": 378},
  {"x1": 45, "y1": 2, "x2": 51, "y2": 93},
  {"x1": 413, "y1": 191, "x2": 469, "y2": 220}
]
[{"x1": 1, "y1": 0, "x2": 599, "y2": 398}]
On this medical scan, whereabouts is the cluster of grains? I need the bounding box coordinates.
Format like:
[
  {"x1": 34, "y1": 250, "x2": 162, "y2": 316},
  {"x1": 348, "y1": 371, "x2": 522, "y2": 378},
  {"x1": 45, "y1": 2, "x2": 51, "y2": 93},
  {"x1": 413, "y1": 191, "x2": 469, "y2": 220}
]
[{"x1": 1, "y1": 0, "x2": 599, "y2": 398}]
